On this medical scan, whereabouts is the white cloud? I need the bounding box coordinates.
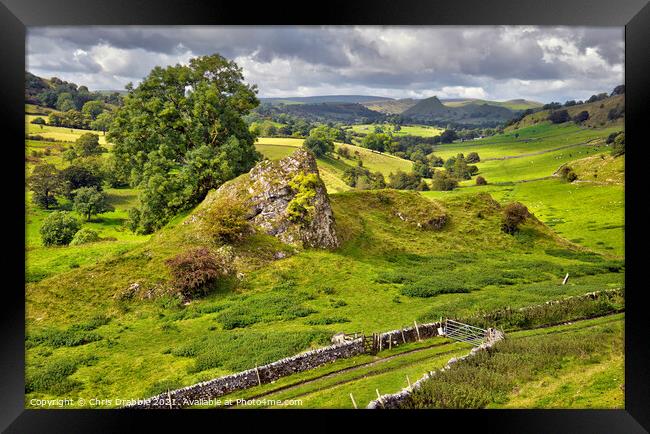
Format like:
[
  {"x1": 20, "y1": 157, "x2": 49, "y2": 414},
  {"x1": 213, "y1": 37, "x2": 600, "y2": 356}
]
[{"x1": 27, "y1": 26, "x2": 624, "y2": 101}]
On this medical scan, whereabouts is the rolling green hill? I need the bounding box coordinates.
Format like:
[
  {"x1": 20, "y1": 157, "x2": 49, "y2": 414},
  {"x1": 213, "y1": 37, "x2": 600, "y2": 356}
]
[
  {"x1": 25, "y1": 153, "x2": 624, "y2": 406},
  {"x1": 507, "y1": 95, "x2": 624, "y2": 130},
  {"x1": 402, "y1": 96, "x2": 514, "y2": 126}
]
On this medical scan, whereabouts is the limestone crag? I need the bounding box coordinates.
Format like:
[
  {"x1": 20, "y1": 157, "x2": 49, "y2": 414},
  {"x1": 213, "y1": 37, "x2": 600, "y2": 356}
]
[{"x1": 197, "y1": 148, "x2": 339, "y2": 249}]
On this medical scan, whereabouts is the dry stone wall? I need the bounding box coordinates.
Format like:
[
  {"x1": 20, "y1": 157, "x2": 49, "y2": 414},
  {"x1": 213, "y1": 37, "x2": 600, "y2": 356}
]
[{"x1": 126, "y1": 339, "x2": 364, "y2": 408}]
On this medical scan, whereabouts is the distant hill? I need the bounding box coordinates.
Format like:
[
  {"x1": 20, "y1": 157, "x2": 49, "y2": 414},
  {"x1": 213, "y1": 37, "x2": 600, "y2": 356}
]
[
  {"x1": 260, "y1": 95, "x2": 391, "y2": 105},
  {"x1": 260, "y1": 102, "x2": 385, "y2": 123},
  {"x1": 441, "y1": 98, "x2": 543, "y2": 111},
  {"x1": 361, "y1": 98, "x2": 419, "y2": 114},
  {"x1": 507, "y1": 94, "x2": 624, "y2": 130},
  {"x1": 402, "y1": 96, "x2": 515, "y2": 127}
]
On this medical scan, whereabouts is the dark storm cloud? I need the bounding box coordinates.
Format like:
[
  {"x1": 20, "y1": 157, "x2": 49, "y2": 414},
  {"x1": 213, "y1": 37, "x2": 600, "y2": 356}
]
[{"x1": 27, "y1": 26, "x2": 623, "y2": 102}]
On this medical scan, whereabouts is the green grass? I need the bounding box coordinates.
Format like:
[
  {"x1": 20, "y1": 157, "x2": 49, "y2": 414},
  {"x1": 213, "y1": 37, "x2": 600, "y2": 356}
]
[
  {"x1": 402, "y1": 313, "x2": 624, "y2": 409},
  {"x1": 569, "y1": 153, "x2": 624, "y2": 185},
  {"x1": 466, "y1": 143, "x2": 607, "y2": 184},
  {"x1": 25, "y1": 189, "x2": 624, "y2": 407},
  {"x1": 255, "y1": 137, "x2": 412, "y2": 193},
  {"x1": 26, "y1": 115, "x2": 110, "y2": 145},
  {"x1": 422, "y1": 177, "x2": 624, "y2": 257},
  {"x1": 348, "y1": 124, "x2": 443, "y2": 137},
  {"x1": 431, "y1": 122, "x2": 619, "y2": 160}
]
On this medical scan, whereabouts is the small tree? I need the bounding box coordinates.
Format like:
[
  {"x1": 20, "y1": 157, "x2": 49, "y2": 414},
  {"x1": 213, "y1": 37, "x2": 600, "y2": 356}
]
[
  {"x1": 59, "y1": 162, "x2": 104, "y2": 199},
  {"x1": 30, "y1": 117, "x2": 46, "y2": 125},
  {"x1": 558, "y1": 166, "x2": 578, "y2": 182},
  {"x1": 501, "y1": 202, "x2": 530, "y2": 234},
  {"x1": 303, "y1": 126, "x2": 335, "y2": 157},
  {"x1": 476, "y1": 176, "x2": 487, "y2": 185},
  {"x1": 40, "y1": 211, "x2": 81, "y2": 246},
  {"x1": 75, "y1": 133, "x2": 104, "y2": 156},
  {"x1": 466, "y1": 152, "x2": 480, "y2": 163},
  {"x1": 548, "y1": 110, "x2": 570, "y2": 124},
  {"x1": 431, "y1": 170, "x2": 458, "y2": 191},
  {"x1": 29, "y1": 163, "x2": 63, "y2": 209},
  {"x1": 572, "y1": 110, "x2": 589, "y2": 123},
  {"x1": 72, "y1": 186, "x2": 114, "y2": 221},
  {"x1": 81, "y1": 100, "x2": 104, "y2": 121}
]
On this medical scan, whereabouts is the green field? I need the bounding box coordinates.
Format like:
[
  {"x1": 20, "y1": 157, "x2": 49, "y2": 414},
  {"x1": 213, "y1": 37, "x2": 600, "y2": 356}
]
[
  {"x1": 26, "y1": 114, "x2": 110, "y2": 145},
  {"x1": 422, "y1": 178, "x2": 624, "y2": 257},
  {"x1": 25, "y1": 101, "x2": 625, "y2": 410},
  {"x1": 431, "y1": 122, "x2": 620, "y2": 160},
  {"x1": 25, "y1": 187, "x2": 624, "y2": 407},
  {"x1": 255, "y1": 136, "x2": 413, "y2": 193},
  {"x1": 466, "y1": 143, "x2": 607, "y2": 184},
  {"x1": 210, "y1": 313, "x2": 623, "y2": 409},
  {"x1": 403, "y1": 314, "x2": 624, "y2": 409},
  {"x1": 348, "y1": 124, "x2": 443, "y2": 137}
]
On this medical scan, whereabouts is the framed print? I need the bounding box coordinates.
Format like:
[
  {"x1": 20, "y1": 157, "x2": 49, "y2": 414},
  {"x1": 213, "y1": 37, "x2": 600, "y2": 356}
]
[{"x1": 1, "y1": 0, "x2": 648, "y2": 432}]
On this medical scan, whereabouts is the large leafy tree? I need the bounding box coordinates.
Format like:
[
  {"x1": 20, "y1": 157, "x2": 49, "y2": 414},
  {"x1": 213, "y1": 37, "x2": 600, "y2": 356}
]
[
  {"x1": 72, "y1": 186, "x2": 115, "y2": 221},
  {"x1": 108, "y1": 54, "x2": 261, "y2": 233},
  {"x1": 29, "y1": 163, "x2": 64, "y2": 209}
]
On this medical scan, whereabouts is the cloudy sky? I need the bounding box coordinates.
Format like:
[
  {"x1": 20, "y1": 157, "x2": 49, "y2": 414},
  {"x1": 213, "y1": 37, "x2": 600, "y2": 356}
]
[{"x1": 27, "y1": 26, "x2": 623, "y2": 103}]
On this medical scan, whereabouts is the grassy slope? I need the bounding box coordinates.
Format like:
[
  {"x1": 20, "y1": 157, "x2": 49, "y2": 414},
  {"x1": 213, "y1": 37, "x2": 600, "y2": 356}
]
[
  {"x1": 255, "y1": 137, "x2": 413, "y2": 193},
  {"x1": 431, "y1": 122, "x2": 620, "y2": 160},
  {"x1": 221, "y1": 314, "x2": 622, "y2": 409},
  {"x1": 568, "y1": 154, "x2": 624, "y2": 185},
  {"x1": 422, "y1": 178, "x2": 624, "y2": 257},
  {"x1": 507, "y1": 95, "x2": 624, "y2": 130},
  {"x1": 27, "y1": 114, "x2": 109, "y2": 145},
  {"x1": 347, "y1": 124, "x2": 444, "y2": 137},
  {"x1": 402, "y1": 314, "x2": 623, "y2": 409},
  {"x1": 25, "y1": 188, "x2": 624, "y2": 407}
]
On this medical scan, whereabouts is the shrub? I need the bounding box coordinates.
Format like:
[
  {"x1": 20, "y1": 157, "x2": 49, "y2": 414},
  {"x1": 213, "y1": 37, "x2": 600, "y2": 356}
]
[
  {"x1": 548, "y1": 109, "x2": 570, "y2": 124},
  {"x1": 336, "y1": 146, "x2": 352, "y2": 159},
  {"x1": 431, "y1": 171, "x2": 458, "y2": 191},
  {"x1": 475, "y1": 176, "x2": 487, "y2": 185},
  {"x1": 30, "y1": 117, "x2": 46, "y2": 125},
  {"x1": 466, "y1": 152, "x2": 480, "y2": 163},
  {"x1": 40, "y1": 211, "x2": 81, "y2": 246},
  {"x1": 202, "y1": 197, "x2": 251, "y2": 243},
  {"x1": 70, "y1": 227, "x2": 101, "y2": 245},
  {"x1": 572, "y1": 110, "x2": 589, "y2": 123},
  {"x1": 305, "y1": 316, "x2": 350, "y2": 325},
  {"x1": 558, "y1": 166, "x2": 578, "y2": 183},
  {"x1": 611, "y1": 132, "x2": 625, "y2": 157},
  {"x1": 25, "y1": 355, "x2": 97, "y2": 394},
  {"x1": 165, "y1": 248, "x2": 233, "y2": 298},
  {"x1": 501, "y1": 202, "x2": 530, "y2": 234}
]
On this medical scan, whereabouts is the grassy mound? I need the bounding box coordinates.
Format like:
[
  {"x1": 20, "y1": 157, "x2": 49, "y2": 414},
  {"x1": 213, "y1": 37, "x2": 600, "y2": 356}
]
[{"x1": 25, "y1": 188, "x2": 624, "y2": 406}]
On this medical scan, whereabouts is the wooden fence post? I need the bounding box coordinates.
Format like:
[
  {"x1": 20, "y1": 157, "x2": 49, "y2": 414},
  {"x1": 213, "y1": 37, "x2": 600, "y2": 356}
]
[
  {"x1": 255, "y1": 365, "x2": 262, "y2": 386},
  {"x1": 562, "y1": 273, "x2": 570, "y2": 285},
  {"x1": 350, "y1": 393, "x2": 358, "y2": 409},
  {"x1": 401, "y1": 328, "x2": 406, "y2": 343},
  {"x1": 406, "y1": 375, "x2": 411, "y2": 388},
  {"x1": 414, "y1": 320, "x2": 421, "y2": 341}
]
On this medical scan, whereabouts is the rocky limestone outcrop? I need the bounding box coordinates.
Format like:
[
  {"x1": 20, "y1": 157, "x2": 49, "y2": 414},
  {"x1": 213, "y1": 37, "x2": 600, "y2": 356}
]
[{"x1": 195, "y1": 148, "x2": 339, "y2": 249}]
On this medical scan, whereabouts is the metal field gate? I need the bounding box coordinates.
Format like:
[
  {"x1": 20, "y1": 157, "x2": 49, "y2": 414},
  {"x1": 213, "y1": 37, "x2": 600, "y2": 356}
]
[{"x1": 443, "y1": 319, "x2": 489, "y2": 347}]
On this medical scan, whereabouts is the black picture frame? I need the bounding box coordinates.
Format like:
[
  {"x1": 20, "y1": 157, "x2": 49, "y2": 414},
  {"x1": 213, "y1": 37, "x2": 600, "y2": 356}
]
[{"x1": 1, "y1": 0, "x2": 648, "y2": 432}]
